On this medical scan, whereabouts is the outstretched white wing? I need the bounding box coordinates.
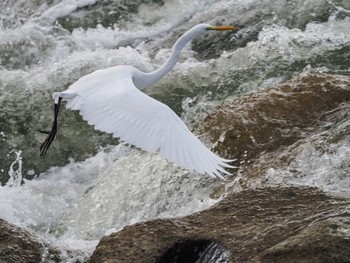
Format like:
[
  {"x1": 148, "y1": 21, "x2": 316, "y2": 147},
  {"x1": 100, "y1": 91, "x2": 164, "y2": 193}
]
[{"x1": 64, "y1": 67, "x2": 233, "y2": 178}]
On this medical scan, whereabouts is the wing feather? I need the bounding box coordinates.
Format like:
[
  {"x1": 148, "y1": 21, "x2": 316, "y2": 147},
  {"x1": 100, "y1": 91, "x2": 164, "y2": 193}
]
[{"x1": 64, "y1": 68, "x2": 234, "y2": 178}]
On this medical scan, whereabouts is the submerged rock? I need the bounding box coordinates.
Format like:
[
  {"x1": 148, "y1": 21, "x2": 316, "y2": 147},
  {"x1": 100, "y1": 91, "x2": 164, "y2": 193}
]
[
  {"x1": 88, "y1": 74, "x2": 350, "y2": 262},
  {"x1": 0, "y1": 219, "x2": 60, "y2": 263},
  {"x1": 56, "y1": 0, "x2": 165, "y2": 32}
]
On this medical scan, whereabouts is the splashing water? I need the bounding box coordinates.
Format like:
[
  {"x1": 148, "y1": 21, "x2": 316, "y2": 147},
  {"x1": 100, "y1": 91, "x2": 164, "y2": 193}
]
[
  {"x1": 0, "y1": 144, "x2": 221, "y2": 260},
  {"x1": 266, "y1": 137, "x2": 350, "y2": 198},
  {"x1": 6, "y1": 150, "x2": 23, "y2": 187}
]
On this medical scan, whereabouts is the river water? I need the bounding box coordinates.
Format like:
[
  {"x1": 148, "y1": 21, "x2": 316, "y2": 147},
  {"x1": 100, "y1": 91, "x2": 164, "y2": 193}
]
[{"x1": 1, "y1": 0, "x2": 350, "y2": 262}]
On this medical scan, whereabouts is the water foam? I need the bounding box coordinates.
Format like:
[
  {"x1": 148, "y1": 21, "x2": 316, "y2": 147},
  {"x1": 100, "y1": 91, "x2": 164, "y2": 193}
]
[
  {"x1": 58, "y1": 149, "x2": 220, "y2": 240},
  {"x1": 0, "y1": 143, "x2": 221, "y2": 260},
  {"x1": 266, "y1": 137, "x2": 350, "y2": 198}
]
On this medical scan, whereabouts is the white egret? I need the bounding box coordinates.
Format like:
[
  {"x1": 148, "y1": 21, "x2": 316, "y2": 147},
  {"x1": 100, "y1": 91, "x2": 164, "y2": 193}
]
[{"x1": 39, "y1": 24, "x2": 237, "y2": 178}]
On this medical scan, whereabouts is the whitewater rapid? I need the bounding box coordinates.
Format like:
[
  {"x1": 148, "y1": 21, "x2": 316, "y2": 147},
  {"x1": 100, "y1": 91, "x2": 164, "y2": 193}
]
[{"x1": 1, "y1": 0, "x2": 350, "y2": 261}]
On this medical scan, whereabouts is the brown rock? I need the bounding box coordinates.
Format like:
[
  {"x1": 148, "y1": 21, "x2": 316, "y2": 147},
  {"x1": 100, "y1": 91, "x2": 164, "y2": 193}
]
[
  {"x1": 89, "y1": 187, "x2": 350, "y2": 263},
  {"x1": 199, "y1": 74, "x2": 350, "y2": 167},
  {"x1": 258, "y1": 216, "x2": 350, "y2": 263},
  {"x1": 0, "y1": 219, "x2": 60, "y2": 263}
]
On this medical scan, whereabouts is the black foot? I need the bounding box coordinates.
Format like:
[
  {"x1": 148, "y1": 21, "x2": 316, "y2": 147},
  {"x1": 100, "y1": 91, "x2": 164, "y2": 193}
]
[
  {"x1": 37, "y1": 129, "x2": 50, "y2": 134},
  {"x1": 39, "y1": 127, "x2": 57, "y2": 156},
  {"x1": 39, "y1": 97, "x2": 62, "y2": 156}
]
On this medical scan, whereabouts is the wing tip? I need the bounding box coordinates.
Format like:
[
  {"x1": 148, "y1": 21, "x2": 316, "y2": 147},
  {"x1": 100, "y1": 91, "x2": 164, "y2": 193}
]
[{"x1": 205, "y1": 156, "x2": 237, "y2": 180}]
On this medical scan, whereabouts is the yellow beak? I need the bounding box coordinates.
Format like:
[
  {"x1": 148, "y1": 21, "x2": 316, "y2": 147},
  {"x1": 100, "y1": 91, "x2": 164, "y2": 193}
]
[{"x1": 208, "y1": 26, "x2": 238, "y2": 31}]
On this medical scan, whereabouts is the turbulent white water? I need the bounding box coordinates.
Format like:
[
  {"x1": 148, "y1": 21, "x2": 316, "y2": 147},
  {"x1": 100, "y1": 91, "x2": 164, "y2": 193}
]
[
  {"x1": 1, "y1": 145, "x2": 221, "y2": 261},
  {"x1": 1, "y1": 148, "x2": 220, "y2": 262},
  {"x1": 266, "y1": 136, "x2": 350, "y2": 198},
  {"x1": 1, "y1": 0, "x2": 350, "y2": 261}
]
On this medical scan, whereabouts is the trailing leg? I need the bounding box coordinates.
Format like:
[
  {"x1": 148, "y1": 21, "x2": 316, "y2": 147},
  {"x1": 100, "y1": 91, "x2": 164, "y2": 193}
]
[{"x1": 39, "y1": 97, "x2": 62, "y2": 156}]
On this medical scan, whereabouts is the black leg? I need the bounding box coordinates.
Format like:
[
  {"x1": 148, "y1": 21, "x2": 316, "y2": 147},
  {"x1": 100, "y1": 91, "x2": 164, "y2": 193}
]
[{"x1": 39, "y1": 97, "x2": 63, "y2": 156}]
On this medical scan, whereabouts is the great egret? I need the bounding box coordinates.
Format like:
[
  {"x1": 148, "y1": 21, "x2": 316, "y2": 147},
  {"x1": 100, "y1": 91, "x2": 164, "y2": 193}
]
[{"x1": 40, "y1": 24, "x2": 237, "y2": 178}]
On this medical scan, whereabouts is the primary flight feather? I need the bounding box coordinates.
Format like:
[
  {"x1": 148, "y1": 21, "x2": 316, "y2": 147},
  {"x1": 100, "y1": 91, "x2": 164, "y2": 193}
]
[{"x1": 39, "y1": 23, "x2": 237, "y2": 178}]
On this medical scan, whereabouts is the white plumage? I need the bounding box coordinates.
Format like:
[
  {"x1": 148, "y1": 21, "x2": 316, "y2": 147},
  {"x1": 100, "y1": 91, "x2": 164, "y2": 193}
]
[{"x1": 40, "y1": 24, "x2": 237, "y2": 178}]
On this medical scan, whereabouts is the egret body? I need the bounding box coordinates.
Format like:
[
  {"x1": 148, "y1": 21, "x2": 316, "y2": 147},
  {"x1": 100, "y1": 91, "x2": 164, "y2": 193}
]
[{"x1": 40, "y1": 24, "x2": 237, "y2": 178}]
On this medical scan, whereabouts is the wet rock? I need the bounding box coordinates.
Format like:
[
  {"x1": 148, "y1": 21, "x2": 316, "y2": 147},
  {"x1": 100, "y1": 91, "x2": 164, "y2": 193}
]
[
  {"x1": 199, "y1": 74, "x2": 350, "y2": 170},
  {"x1": 257, "y1": 216, "x2": 350, "y2": 263},
  {"x1": 89, "y1": 187, "x2": 350, "y2": 263},
  {"x1": 0, "y1": 219, "x2": 60, "y2": 263}
]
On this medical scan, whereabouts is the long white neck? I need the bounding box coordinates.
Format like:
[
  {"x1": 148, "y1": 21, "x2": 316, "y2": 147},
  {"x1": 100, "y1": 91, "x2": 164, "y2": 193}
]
[{"x1": 138, "y1": 27, "x2": 204, "y2": 89}]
